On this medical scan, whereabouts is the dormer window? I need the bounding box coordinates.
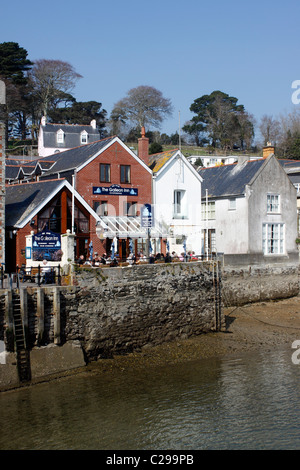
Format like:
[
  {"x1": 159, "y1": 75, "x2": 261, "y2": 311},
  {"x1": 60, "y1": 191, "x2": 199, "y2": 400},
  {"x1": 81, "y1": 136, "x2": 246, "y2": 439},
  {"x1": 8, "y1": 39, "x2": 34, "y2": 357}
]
[
  {"x1": 81, "y1": 130, "x2": 88, "y2": 144},
  {"x1": 57, "y1": 129, "x2": 64, "y2": 144}
]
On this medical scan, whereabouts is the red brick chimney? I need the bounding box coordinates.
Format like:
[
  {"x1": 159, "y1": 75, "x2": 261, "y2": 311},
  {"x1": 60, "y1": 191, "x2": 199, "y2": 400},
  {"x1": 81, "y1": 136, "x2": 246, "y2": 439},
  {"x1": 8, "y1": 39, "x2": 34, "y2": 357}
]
[{"x1": 138, "y1": 126, "x2": 149, "y2": 166}]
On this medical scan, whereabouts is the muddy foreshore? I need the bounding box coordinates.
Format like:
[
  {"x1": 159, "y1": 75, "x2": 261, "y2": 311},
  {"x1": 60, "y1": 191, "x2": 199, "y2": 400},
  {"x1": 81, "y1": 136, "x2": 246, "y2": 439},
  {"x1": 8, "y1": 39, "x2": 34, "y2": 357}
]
[
  {"x1": 3, "y1": 296, "x2": 300, "y2": 391},
  {"x1": 84, "y1": 295, "x2": 300, "y2": 375}
]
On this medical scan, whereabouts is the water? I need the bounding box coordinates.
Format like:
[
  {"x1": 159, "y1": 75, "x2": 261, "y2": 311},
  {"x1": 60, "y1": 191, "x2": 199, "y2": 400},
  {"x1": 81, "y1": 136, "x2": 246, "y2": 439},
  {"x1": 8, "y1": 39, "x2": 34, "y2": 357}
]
[{"x1": 1, "y1": 346, "x2": 300, "y2": 450}]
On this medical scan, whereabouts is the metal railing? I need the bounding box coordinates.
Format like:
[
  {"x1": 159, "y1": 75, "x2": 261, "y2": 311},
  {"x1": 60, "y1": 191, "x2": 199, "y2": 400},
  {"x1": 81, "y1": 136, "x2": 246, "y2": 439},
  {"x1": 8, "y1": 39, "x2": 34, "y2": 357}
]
[{"x1": 0, "y1": 265, "x2": 63, "y2": 289}]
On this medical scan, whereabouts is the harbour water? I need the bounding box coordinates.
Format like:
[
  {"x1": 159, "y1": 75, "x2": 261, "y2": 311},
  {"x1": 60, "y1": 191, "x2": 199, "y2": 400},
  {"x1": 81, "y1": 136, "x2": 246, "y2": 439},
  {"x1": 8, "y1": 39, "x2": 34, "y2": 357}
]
[{"x1": 1, "y1": 346, "x2": 300, "y2": 450}]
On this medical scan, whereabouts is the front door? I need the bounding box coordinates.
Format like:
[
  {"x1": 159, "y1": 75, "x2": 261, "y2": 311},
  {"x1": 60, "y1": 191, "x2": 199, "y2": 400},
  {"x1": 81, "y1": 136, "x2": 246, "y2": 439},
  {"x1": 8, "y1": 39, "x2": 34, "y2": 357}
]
[{"x1": 76, "y1": 237, "x2": 89, "y2": 260}]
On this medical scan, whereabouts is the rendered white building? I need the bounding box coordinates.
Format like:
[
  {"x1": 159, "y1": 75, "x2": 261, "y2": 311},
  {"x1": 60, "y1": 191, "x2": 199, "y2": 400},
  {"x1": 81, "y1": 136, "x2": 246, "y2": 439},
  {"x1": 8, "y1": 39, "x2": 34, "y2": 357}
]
[
  {"x1": 148, "y1": 149, "x2": 203, "y2": 256},
  {"x1": 38, "y1": 116, "x2": 100, "y2": 157},
  {"x1": 199, "y1": 155, "x2": 298, "y2": 265}
]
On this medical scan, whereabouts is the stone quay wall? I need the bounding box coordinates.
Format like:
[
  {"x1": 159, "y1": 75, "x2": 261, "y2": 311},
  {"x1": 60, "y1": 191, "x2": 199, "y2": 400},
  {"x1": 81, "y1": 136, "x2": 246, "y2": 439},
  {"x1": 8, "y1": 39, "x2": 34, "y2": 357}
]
[
  {"x1": 63, "y1": 261, "x2": 222, "y2": 360},
  {"x1": 1, "y1": 261, "x2": 299, "y2": 389},
  {"x1": 222, "y1": 264, "x2": 300, "y2": 306},
  {"x1": 2, "y1": 262, "x2": 221, "y2": 361}
]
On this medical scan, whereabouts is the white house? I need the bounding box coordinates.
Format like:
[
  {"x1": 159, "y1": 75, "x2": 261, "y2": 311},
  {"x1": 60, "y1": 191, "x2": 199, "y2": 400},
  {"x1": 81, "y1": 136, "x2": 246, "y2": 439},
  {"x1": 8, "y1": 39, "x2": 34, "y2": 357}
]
[
  {"x1": 187, "y1": 154, "x2": 263, "y2": 168},
  {"x1": 187, "y1": 154, "x2": 238, "y2": 167},
  {"x1": 136, "y1": 137, "x2": 202, "y2": 256},
  {"x1": 38, "y1": 116, "x2": 100, "y2": 157},
  {"x1": 199, "y1": 154, "x2": 298, "y2": 265}
]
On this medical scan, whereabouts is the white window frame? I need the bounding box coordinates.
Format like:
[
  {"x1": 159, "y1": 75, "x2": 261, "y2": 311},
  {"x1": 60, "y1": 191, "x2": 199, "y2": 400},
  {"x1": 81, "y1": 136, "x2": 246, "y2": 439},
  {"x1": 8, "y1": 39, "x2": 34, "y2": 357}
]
[
  {"x1": 267, "y1": 194, "x2": 280, "y2": 213},
  {"x1": 228, "y1": 198, "x2": 236, "y2": 210},
  {"x1": 173, "y1": 190, "x2": 187, "y2": 219},
  {"x1": 262, "y1": 223, "x2": 285, "y2": 255},
  {"x1": 56, "y1": 129, "x2": 64, "y2": 144},
  {"x1": 81, "y1": 130, "x2": 88, "y2": 144},
  {"x1": 201, "y1": 201, "x2": 215, "y2": 220}
]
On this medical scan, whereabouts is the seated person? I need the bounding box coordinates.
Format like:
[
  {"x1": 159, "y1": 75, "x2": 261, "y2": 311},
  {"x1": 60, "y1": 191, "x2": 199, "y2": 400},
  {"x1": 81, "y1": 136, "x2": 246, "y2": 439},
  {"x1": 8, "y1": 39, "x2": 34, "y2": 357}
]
[
  {"x1": 76, "y1": 255, "x2": 85, "y2": 265},
  {"x1": 36, "y1": 260, "x2": 53, "y2": 284}
]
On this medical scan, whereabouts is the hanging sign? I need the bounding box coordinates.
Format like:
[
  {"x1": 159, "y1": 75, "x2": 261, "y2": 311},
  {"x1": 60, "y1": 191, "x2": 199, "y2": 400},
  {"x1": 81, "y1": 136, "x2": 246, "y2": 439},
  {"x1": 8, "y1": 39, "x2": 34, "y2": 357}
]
[{"x1": 141, "y1": 204, "x2": 154, "y2": 228}]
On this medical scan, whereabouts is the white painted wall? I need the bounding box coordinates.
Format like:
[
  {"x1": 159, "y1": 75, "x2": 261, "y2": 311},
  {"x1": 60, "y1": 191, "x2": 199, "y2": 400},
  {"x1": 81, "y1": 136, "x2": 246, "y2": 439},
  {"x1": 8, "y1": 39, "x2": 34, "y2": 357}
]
[
  {"x1": 152, "y1": 152, "x2": 202, "y2": 254},
  {"x1": 248, "y1": 157, "x2": 298, "y2": 256},
  {"x1": 203, "y1": 156, "x2": 298, "y2": 261}
]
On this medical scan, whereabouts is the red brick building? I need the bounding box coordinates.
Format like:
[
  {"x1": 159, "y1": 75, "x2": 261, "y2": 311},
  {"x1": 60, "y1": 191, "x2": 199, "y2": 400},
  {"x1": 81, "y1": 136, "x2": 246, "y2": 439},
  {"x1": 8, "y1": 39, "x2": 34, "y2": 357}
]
[
  {"x1": 37, "y1": 134, "x2": 154, "y2": 259},
  {"x1": 5, "y1": 179, "x2": 101, "y2": 271}
]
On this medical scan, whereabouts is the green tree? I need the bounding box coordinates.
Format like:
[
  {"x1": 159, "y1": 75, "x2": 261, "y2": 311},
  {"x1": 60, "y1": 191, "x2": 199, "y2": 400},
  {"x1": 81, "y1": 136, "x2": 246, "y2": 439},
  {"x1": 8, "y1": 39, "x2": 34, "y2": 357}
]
[
  {"x1": 48, "y1": 100, "x2": 107, "y2": 136},
  {"x1": 183, "y1": 90, "x2": 254, "y2": 150},
  {"x1": 149, "y1": 142, "x2": 163, "y2": 154},
  {"x1": 0, "y1": 42, "x2": 32, "y2": 84},
  {"x1": 0, "y1": 42, "x2": 33, "y2": 141},
  {"x1": 285, "y1": 131, "x2": 300, "y2": 159}
]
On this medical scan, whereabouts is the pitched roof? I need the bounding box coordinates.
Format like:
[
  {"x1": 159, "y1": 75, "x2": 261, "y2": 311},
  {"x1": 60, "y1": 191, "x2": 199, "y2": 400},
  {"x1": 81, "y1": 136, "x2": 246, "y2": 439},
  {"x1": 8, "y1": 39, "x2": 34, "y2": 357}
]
[
  {"x1": 6, "y1": 179, "x2": 67, "y2": 227},
  {"x1": 148, "y1": 149, "x2": 179, "y2": 173},
  {"x1": 5, "y1": 179, "x2": 102, "y2": 228},
  {"x1": 199, "y1": 159, "x2": 266, "y2": 198},
  {"x1": 38, "y1": 136, "x2": 116, "y2": 176},
  {"x1": 278, "y1": 159, "x2": 300, "y2": 173},
  {"x1": 148, "y1": 149, "x2": 202, "y2": 183},
  {"x1": 5, "y1": 165, "x2": 22, "y2": 180},
  {"x1": 41, "y1": 122, "x2": 100, "y2": 149}
]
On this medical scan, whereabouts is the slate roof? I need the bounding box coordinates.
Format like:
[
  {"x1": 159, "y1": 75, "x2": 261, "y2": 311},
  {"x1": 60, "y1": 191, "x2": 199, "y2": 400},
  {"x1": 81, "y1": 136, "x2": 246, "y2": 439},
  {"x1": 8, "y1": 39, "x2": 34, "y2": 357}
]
[
  {"x1": 278, "y1": 159, "x2": 300, "y2": 172},
  {"x1": 38, "y1": 136, "x2": 116, "y2": 177},
  {"x1": 6, "y1": 165, "x2": 22, "y2": 180},
  {"x1": 42, "y1": 122, "x2": 100, "y2": 149},
  {"x1": 199, "y1": 159, "x2": 266, "y2": 198},
  {"x1": 5, "y1": 179, "x2": 67, "y2": 227}
]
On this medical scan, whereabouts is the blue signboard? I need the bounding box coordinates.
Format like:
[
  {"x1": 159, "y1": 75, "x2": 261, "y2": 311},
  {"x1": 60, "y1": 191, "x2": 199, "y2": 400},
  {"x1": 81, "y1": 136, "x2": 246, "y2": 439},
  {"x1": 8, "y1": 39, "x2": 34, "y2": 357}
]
[
  {"x1": 93, "y1": 184, "x2": 138, "y2": 196},
  {"x1": 32, "y1": 230, "x2": 62, "y2": 261},
  {"x1": 141, "y1": 204, "x2": 153, "y2": 228}
]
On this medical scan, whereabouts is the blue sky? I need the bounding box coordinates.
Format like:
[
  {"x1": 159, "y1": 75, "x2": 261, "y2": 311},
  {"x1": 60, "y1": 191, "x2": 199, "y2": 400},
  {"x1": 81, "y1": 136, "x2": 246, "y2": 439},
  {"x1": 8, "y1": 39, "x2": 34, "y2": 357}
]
[{"x1": 2, "y1": 0, "x2": 300, "y2": 141}]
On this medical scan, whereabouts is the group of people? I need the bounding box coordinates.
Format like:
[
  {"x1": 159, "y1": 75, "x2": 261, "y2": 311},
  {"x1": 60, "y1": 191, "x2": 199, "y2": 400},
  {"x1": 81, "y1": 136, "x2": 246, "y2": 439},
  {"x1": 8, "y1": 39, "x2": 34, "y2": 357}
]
[
  {"x1": 76, "y1": 249, "x2": 199, "y2": 268},
  {"x1": 76, "y1": 253, "x2": 119, "y2": 267}
]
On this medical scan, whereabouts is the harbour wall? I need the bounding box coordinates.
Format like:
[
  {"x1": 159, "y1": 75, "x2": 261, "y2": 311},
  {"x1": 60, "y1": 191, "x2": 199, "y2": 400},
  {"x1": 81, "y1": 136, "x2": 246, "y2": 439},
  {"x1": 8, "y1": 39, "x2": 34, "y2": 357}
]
[{"x1": 0, "y1": 262, "x2": 299, "y2": 390}]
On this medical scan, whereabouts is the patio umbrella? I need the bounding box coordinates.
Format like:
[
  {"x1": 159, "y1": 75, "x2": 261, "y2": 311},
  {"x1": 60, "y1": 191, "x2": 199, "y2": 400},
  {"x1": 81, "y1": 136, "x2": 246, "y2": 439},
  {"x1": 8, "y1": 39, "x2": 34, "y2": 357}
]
[
  {"x1": 183, "y1": 238, "x2": 186, "y2": 256},
  {"x1": 166, "y1": 241, "x2": 170, "y2": 252},
  {"x1": 111, "y1": 237, "x2": 117, "y2": 259},
  {"x1": 149, "y1": 239, "x2": 153, "y2": 254},
  {"x1": 89, "y1": 240, "x2": 93, "y2": 261},
  {"x1": 129, "y1": 238, "x2": 133, "y2": 254}
]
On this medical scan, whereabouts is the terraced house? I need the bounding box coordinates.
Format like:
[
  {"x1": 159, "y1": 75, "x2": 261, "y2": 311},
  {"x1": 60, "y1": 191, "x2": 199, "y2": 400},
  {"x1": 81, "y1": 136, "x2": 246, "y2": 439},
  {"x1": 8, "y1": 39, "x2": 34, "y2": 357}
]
[{"x1": 199, "y1": 153, "x2": 298, "y2": 265}]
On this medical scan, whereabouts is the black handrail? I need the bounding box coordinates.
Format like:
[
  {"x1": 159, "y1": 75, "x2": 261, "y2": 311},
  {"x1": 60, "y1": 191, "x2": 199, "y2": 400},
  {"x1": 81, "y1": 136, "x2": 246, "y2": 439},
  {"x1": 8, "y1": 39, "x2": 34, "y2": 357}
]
[{"x1": 15, "y1": 265, "x2": 62, "y2": 286}]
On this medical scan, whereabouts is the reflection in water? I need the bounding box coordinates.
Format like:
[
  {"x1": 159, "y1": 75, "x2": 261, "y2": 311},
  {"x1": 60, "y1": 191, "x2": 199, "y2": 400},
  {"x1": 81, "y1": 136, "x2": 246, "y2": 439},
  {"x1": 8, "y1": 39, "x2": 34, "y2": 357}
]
[{"x1": 1, "y1": 347, "x2": 300, "y2": 450}]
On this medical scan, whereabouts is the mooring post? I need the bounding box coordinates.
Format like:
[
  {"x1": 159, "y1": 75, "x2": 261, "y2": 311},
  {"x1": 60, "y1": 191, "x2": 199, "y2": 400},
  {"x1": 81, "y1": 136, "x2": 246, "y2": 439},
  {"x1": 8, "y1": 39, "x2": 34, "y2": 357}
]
[{"x1": 53, "y1": 287, "x2": 61, "y2": 344}]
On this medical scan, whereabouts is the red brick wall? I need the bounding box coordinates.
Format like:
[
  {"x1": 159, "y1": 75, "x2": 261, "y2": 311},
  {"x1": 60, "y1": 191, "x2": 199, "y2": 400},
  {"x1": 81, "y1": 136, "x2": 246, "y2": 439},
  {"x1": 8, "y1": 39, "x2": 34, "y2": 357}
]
[
  {"x1": 15, "y1": 225, "x2": 32, "y2": 268},
  {"x1": 76, "y1": 141, "x2": 152, "y2": 256}
]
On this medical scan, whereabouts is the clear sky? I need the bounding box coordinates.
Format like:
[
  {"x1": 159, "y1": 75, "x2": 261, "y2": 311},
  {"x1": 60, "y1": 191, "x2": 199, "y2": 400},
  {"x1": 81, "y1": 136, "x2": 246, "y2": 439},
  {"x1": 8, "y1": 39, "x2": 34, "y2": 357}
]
[{"x1": 2, "y1": 0, "x2": 300, "y2": 141}]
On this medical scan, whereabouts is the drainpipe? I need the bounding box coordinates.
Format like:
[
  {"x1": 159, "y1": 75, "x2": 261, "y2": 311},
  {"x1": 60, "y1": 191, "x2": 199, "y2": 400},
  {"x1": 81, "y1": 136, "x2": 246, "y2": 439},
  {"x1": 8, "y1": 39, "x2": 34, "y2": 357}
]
[{"x1": 72, "y1": 172, "x2": 76, "y2": 234}]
